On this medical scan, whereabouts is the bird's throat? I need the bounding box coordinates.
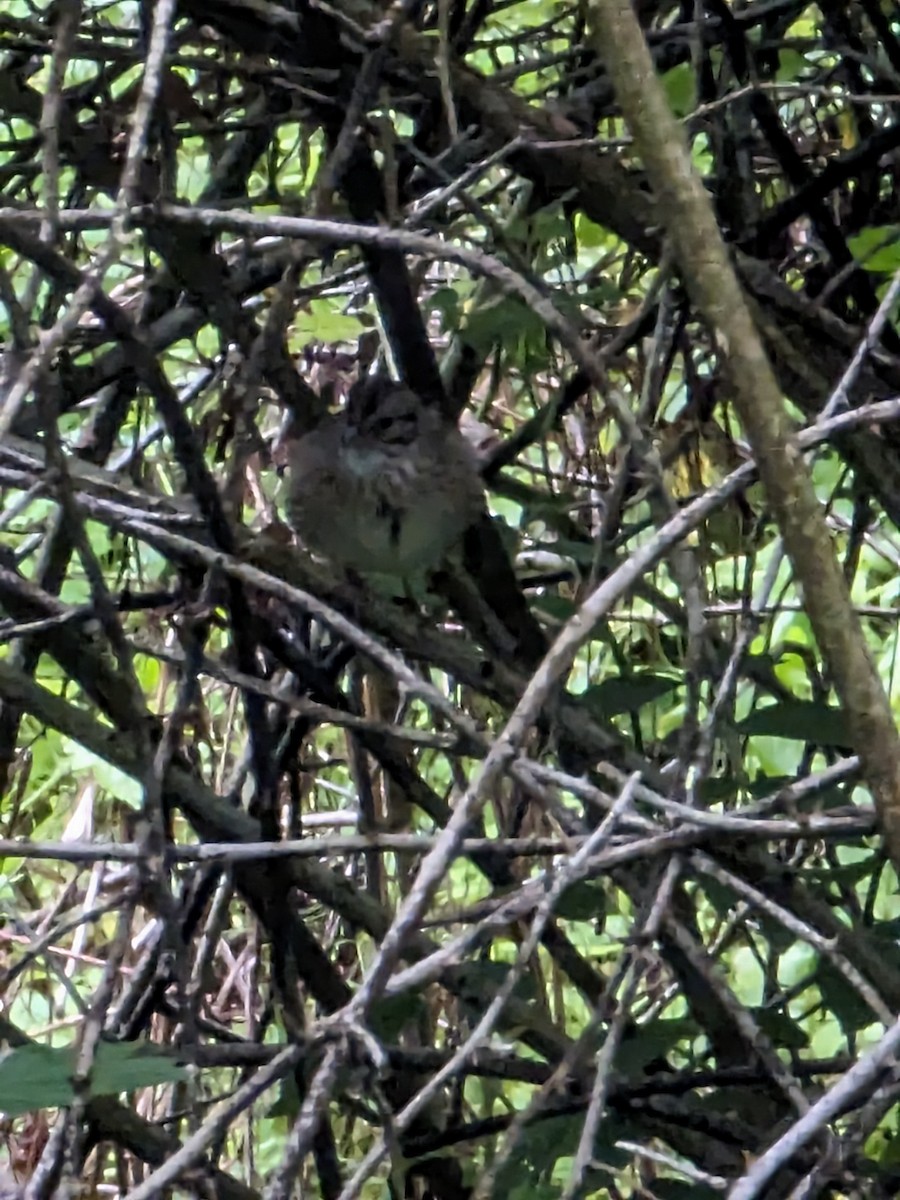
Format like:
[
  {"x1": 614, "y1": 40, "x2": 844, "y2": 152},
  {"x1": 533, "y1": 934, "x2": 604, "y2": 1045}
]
[{"x1": 342, "y1": 443, "x2": 389, "y2": 479}]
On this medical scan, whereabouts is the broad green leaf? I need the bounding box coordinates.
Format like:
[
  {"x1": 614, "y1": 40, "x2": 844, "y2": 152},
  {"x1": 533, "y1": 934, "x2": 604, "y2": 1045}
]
[
  {"x1": 847, "y1": 226, "x2": 900, "y2": 273},
  {"x1": 776, "y1": 48, "x2": 809, "y2": 82},
  {"x1": 463, "y1": 297, "x2": 546, "y2": 361},
  {"x1": 556, "y1": 881, "x2": 606, "y2": 921},
  {"x1": 292, "y1": 299, "x2": 366, "y2": 342},
  {"x1": 579, "y1": 674, "x2": 679, "y2": 719},
  {"x1": 431, "y1": 286, "x2": 462, "y2": 327},
  {"x1": 370, "y1": 993, "x2": 426, "y2": 1042},
  {"x1": 532, "y1": 594, "x2": 576, "y2": 623},
  {"x1": 0, "y1": 1042, "x2": 184, "y2": 1115},
  {"x1": 575, "y1": 213, "x2": 608, "y2": 249},
  {"x1": 0, "y1": 1045, "x2": 75, "y2": 1114},
  {"x1": 91, "y1": 1042, "x2": 186, "y2": 1094},
  {"x1": 816, "y1": 961, "x2": 874, "y2": 1036},
  {"x1": 66, "y1": 744, "x2": 143, "y2": 808},
  {"x1": 738, "y1": 700, "x2": 851, "y2": 748},
  {"x1": 615, "y1": 1018, "x2": 698, "y2": 1075},
  {"x1": 266, "y1": 1074, "x2": 300, "y2": 1120},
  {"x1": 755, "y1": 1007, "x2": 810, "y2": 1050},
  {"x1": 663, "y1": 64, "x2": 696, "y2": 117}
]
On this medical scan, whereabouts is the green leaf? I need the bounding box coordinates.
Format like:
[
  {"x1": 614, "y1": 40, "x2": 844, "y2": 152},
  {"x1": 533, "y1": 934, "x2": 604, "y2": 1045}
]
[
  {"x1": 370, "y1": 993, "x2": 426, "y2": 1042},
  {"x1": 65, "y1": 744, "x2": 143, "y2": 808},
  {"x1": 431, "y1": 286, "x2": 462, "y2": 327},
  {"x1": 503, "y1": 1112, "x2": 582, "y2": 1180},
  {"x1": 662, "y1": 64, "x2": 696, "y2": 117},
  {"x1": 575, "y1": 214, "x2": 609, "y2": 249},
  {"x1": 579, "y1": 674, "x2": 679, "y2": 719},
  {"x1": 847, "y1": 226, "x2": 900, "y2": 273},
  {"x1": 754, "y1": 1007, "x2": 810, "y2": 1050},
  {"x1": 266, "y1": 1073, "x2": 300, "y2": 1120},
  {"x1": 556, "y1": 881, "x2": 606, "y2": 921},
  {"x1": 91, "y1": 1042, "x2": 186, "y2": 1095},
  {"x1": 454, "y1": 961, "x2": 538, "y2": 1018},
  {"x1": 776, "y1": 48, "x2": 809, "y2": 82},
  {"x1": 531, "y1": 594, "x2": 576, "y2": 623},
  {"x1": 737, "y1": 700, "x2": 852, "y2": 748},
  {"x1": 0, "y1": 1045, "x2": 76, "y2": 1115},
  {"x1": 0, "y1": 1042, "x2": 184, "y2": 1115},
  {"x1": 816, "y1": 960, "x2": 873, "y2": 1036},
  {"x1": 292, "y1": 299, "x2": 366, "y2": 342},
  {"x1": 615, "y1": 1018, "x2": 698, "y2": 1076},
  {"x1": 463, "y1": 297, "x2": 546, "y2": 361},
  {"x1": 803, "y1": 860, "x2": 873, "y2": 888}
]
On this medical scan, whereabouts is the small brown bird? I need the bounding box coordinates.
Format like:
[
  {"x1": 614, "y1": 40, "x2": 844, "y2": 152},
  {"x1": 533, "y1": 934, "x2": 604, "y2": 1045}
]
[
  {"x1": 286, "y1": 376, "x2": 546, "y2": 664},
  {"x1": 286, "y1": 376, "x2": 485, "y2": 575}
]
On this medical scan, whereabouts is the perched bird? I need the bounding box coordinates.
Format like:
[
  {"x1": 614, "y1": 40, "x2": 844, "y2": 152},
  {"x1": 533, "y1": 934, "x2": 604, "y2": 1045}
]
[
  {"x1": 285, "y1": 376, "x2": 546, "y2": 664},
  {"x1": 286, "y1": 376, "x2": 485, "y2": 575}
]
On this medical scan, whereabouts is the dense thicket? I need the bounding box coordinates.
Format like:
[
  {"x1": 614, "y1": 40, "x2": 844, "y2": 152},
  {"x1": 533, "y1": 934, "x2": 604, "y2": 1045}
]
[{"x1": 1, "y1": 2, "x2": 900, "y2": 1197}]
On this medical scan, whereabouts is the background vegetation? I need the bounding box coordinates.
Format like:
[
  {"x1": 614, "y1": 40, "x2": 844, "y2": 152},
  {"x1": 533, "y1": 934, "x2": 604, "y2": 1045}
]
[{"x1": 0, "y1": 0, "x2": 900, "y2": 1197}]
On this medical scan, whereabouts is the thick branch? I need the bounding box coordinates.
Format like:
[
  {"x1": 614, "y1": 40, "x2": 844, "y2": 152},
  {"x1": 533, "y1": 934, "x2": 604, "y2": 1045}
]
[{"x1": 587, "y1": 0, "x2": 900, "y2": 867}]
